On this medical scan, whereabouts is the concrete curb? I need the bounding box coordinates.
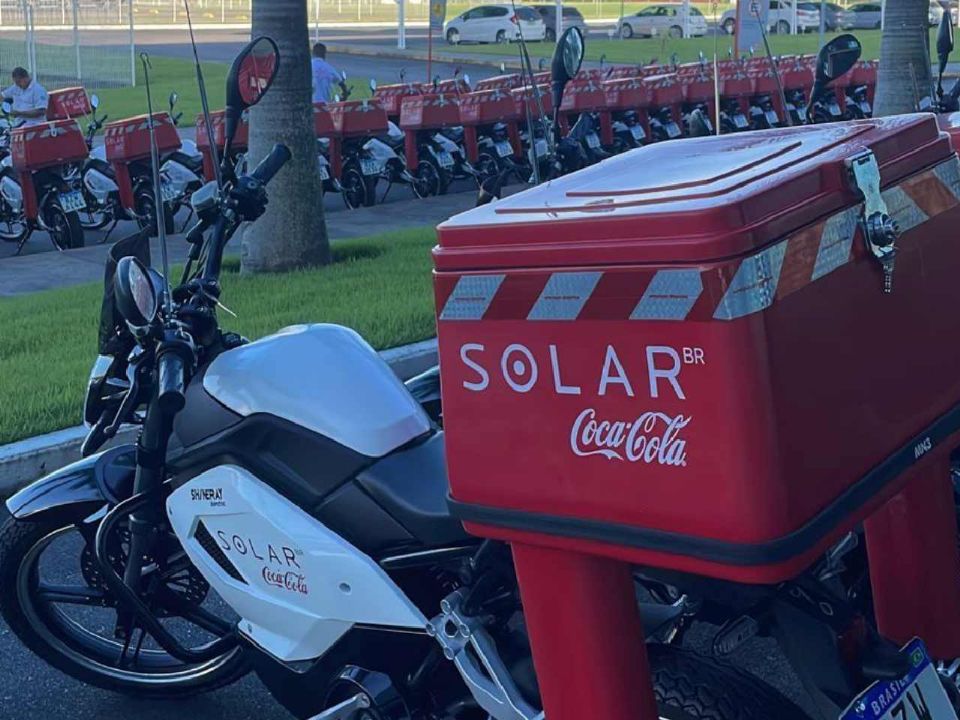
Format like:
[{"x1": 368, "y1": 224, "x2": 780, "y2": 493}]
[
  {"x1": 325, "y1": 42, "x2": 529, "y2": 69},
  {"x1": 0, "y1": 338, "x2": 438, "y2": 500},
  {"x1": 0, "y1": 21, "x2": 432, "y2": 32}
]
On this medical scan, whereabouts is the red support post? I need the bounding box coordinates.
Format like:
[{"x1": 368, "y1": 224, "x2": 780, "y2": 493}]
[{"x1": 511, "y1": 543, "x2": 659, "y2": 720}]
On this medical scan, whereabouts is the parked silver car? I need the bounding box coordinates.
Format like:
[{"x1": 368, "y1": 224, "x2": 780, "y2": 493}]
[
  {"x1": 839, "y1": 2, "x2": 883, "y2": 29},
  {"x1": 532, "y1": 4, "x2": 588, "y2": 41},
  {"x1": 720, "y1": 0, "x2": 820, "y2": 34},
  {"x1": 617, "y1": 3, "x2": 709, "y2": 39},
  {"x1": 445, "y1": 4, "x2": 546, "y2": 45}
]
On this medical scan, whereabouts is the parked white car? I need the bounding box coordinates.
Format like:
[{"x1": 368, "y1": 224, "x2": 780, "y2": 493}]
[
  {"x1": 720, "y1": 0, "x2": 820, "y2": 34},
  {"x1": 617, "y1": 3, "x2": 709, "y2": 38},
  {"x1": 445, "y1": 4, "x2": 546, "y2": 45}
]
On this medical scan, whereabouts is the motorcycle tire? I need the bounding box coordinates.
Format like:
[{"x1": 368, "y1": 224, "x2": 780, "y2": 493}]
[
  {"x1": 134, "y1": 184, "x2": 175, "y2": 236},
  {"x1": 413, "y1": 157, "x2": 450, "y2": 198},
  {"x1": 44, "y1": 200, "x2": 84, "y2": 250},
  {"x1": 0, "y1": 512, "x2": 250, "y2": 699},
  {"x1": 650, "y1": 645, "x2": 809, "y2": 720},
  {"x1": 0, "y1": 192, "x2": 28, "y2": 245},
  {"x1": 341, "y1": 163, "x2": 376, "y2": 209}
]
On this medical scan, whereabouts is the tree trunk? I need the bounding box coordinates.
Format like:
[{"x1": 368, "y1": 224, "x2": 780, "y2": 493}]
[
  {"x1": 241, "y1": 0, "x2": 330, "y2": 274},
  {"x1": 873, "y1": 0, "x2": 932, "y2": 117}
]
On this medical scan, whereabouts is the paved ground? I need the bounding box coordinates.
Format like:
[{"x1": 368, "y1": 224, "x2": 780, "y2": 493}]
[{"x1": 0, "y1": 182, "x2": 494, "y2": 295}]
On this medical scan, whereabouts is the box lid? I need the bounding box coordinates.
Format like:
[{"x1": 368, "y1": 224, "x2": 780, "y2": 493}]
[{"x1": 435, "y1": 114, "x2": 951, "y2": 271}]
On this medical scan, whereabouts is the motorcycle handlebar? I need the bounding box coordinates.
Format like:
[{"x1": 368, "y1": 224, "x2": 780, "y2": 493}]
[
  {"x1": 157, "y1": 350, "x2": 186, "y2": 414},
  {"x1": 251, "y1": 143, "x2": 292, "y2": 185}
]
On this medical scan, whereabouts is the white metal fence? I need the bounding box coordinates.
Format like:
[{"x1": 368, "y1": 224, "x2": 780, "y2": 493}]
[{"x1": 0, "y1": 1, "x2": 134, "y2": 89}]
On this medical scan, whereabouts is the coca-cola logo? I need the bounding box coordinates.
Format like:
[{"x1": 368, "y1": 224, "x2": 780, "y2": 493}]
[
  {"x1": 261, "y1": 567, "x2": 309, "y2": 595},
  {"x1": 570, "y1": 409, "x2": 690, "y2": 466}
]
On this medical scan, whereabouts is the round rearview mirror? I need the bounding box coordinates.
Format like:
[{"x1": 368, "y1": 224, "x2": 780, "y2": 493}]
[
  {"x1": 938, "y1": 9, "x2": 955, "y2": 77},
  {"x1": 115, "y1": 256, "x2": 159, "y2": 328},
  {"x1": 341, "y1": 70, "x2": 348, "y2": 82},
  {"x1": 399, "y1": 68, "x2": 406, "y2": 81},
  {"x1": 369, "y1": 78, "x2": 377, "y2": 93},
  {"x1": 90, "y1": 93, "x2": 100, "y2": 110},
  {"x1": 815, "y1": 33, "x2": 862, "y2": 86},
  {"x1": 463, "y1": 73, "x2": 471, "y2": 87},
  {"x1": 554, "y1": 26, "x2": 585, "y2": 83},
  {"x1": 168, "y1": 90, "x2": 179, "y2": 108},
  {"x1": 226, "y1": 35, "x2": 280, "y2": 113},
  {"x1": 538, "y1": 57, "x2": 547, "y2": 70},
  {"x1": 1, "y1": 101, "x2": 11, "y2": 115},
  {"x1": 600, "y1": 53, "x2": 607, "y2": 68},
  {"x1": 499, "y1": 62, "x2": 507, "y2": 73}
]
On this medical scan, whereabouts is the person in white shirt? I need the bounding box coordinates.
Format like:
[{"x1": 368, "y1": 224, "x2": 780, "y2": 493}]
[
  {"x1": 311, "y1": 43, "x2": 346, "y2": 104},
  {"x1": 2, "y1": 67, "x2": 48, "y2": 126}
]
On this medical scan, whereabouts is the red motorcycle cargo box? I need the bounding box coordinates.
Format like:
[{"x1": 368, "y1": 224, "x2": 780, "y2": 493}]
[
  {"x1": 10, "y1": 119, "x2": 88, "y2": 171},
  {"x1": 45, "y1": 87, "x2": 91, "y2": 120},
  {"x1": 718, "y1": 74, "x2": 754, "y2": 98},
  {"x1": 559, "y1": 79, "x2": 608, "y2": 114},
  {"x1": 195, "y1": 109, "x2": 250, "y2": 151},
  {"x1": 329, "y1": 99, "x2": 389, "y2": 136},
  {"x1": 460, "y1": 89, "x2": 520, "y2": 126},
  {"x1": 433, "y1": 115, "x2": 960, "y2": 585},
  {"x1": 374, "y1": 83, "x2": 424, "y2": 116},
  {"x1": 399, "y1": 94, "x2": 460, "y2": 130},
  {"x1": 104, "y1": 112, "x2": 180, "y2": 163},
  {"x1": 313, "y1": 102, "x2": 337, "y2": 137},
  {"x1": 511, "y1": 85, "x2": 553, "y2": 117},
  {"x1": 681, "y1": 76, "x2": 715, "y2": 104},
  {"x1": 602, "y1": 78, "x2": 651, "y2": 111},
  {"x1": 475, "y1": 73, "x2": 524, "y2": 91},
  {"x1": 643, "y1": 74, "x2": 682, "y2": 106}
]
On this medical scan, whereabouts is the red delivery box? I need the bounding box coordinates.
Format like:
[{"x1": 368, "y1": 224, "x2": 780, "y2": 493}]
[
  {"x1": 196, "y1": 109, "x2": 250, "y2": 150},
  {"x1": 11, "y1": 119, "x2": 88, "y2": 171},
  {"x1": 329, "y1": 99, "x2": 389, "y2": 136},
  {"x1": 434, "y1": 115, "x2": 960, "y2": 585},
  {"x1": 511, "y1": 85, "x2": 553, "y2": 117},
  {"x1": 399, "y1": 94, "x2": 461, "y2": 130},
  {"x1": 476, "y1": 73, "x2": 524, "y2": 91},
  {"x1": 559, "y1": 79, "x2": 608, "y2": 114},
  {"x1": 46, "y1": 87, "x2": 91, "y2": 120},
  {"x1": 643, "y1": 73, "x2": 683, "y2": 106},
  {"x1": 374, "y1": 82, "x2": 424, "y2": 117},
  {"x1": 313, "y1": 102, "x2": 337, "y2": 137},
  {"x1": 460, "y1": 89, "x2": 520, "y2": 126},
  {"x1": 603, "y1": 78, "x2": 652, "y2": 111},
  {"x1": 105, "y1": 112, "x2": 180, "y2": 163}
]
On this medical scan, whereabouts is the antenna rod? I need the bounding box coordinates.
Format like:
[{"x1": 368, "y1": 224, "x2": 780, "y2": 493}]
[
  {"x1": 184, "y1": 0, "x2": 223, "y2": 190},
  {"x1": 752, "y1": 3, "x2": 792, "y2": 126},
  {"x1": 509, "y1": 0, "x2": 544, "y2": 184},
  {"x1": 139, "y1": 52, "x2": 173, "y2": 315}
]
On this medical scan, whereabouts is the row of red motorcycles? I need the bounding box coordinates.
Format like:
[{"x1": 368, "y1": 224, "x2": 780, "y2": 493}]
[{"x1": 187, "y1": 54, "x2": 878, "y2": 211}]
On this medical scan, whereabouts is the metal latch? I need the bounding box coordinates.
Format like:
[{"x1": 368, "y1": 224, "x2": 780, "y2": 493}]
[{"x1": 846, "y1": 150, "x2": 900, "y2": 293}]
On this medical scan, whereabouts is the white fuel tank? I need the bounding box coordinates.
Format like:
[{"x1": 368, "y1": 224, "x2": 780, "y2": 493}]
[{"x1": 203, "y1": 324, "x2": 431, "y2": 458}]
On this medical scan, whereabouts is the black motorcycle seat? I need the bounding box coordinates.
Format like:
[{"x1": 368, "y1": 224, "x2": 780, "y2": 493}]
[{"x1": 357, "y1": 432, "x2": 470, "y2": 548}]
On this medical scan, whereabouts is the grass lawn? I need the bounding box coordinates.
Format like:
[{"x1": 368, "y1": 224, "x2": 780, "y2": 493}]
[
  {"x1": 454, "y1": 28, "x2": 939, "y2": 65},
  {"x1": 0, "y1": 226, "x2": 438, "y2": 446}
]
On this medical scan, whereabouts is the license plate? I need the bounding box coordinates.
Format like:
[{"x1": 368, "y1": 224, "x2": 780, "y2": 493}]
[
  {"x1": 630, "y1": 125, "x2": 645, "y2": 140},
  {"x1": 59, "y1": 189, "x2": 86, "y2": 213},
  {"x1": 436, "y1": 150, "x2": 454, "y2": 169},
  {"x1": 733, "y1": 114, "x2": 748, "y2": 129},
  {"x1": 828, "y1": 102, "x2": 842, "y2": 116},
  {"x1": 585, "y1": 132, "x2": 601, "y2": 149},
  {"x1": 860, "y1": 101, "x2": 872, "y2": 114},
  {"x1": 319, "y1": 164, "x2": 330, "y2": 181},
  {"x1": 764, "y1": 109, "x2": 779, "y2": 125},
  {"x1": 360, "y1": 158, "x2": 382, "y2": 176},
  {"x1": 160, "y1": 181, "x2": 180, "y2": 203},
  {"x1": 495, "y1": 140, "x2": 514, "y2": 158},
  {"x1": 797, "y1": 106, "x2": 808, "y2": 121},
  {"x1": 839, "y1": 639, "x2": 958, "y2": 720},
  {"x1": 666, "y1": 122, "x2": 681, "y2": 138}
]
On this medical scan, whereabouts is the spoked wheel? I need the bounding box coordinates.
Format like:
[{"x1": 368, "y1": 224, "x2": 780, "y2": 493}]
[
  {"x1": 134, "y1": 184, "x2": 175, "y2": 236},
  {"x1": 0, "y1": 199, "x2": 28, "y2": 245},
  {"x1": 341, "y1": 164, "x2": 375, "y2": 209},
  {"x1": 0, "y1": 512, "x2": 248, "y2": 698},
  {"x1": 44, "y1": 199, "x2": 84, "y2": 250}
]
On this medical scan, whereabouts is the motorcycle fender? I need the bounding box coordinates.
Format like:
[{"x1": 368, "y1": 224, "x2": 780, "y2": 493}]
[{"x1": 5, "y1": 444, "x2": 136, "y2": 521}]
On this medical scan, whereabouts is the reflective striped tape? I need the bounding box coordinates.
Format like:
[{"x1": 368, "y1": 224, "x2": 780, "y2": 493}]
[{"x1": 437, "y1": 157, "x2": 960, "y2": 324}]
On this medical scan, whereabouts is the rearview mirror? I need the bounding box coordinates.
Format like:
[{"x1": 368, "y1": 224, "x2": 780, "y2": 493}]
[
  {"x1": 815, "y1": 33, "x2": 861, "y2": 86},
  {"x1": 538, "y1": 57, "x2": 547, "y2": 70},
  {"x1": 341, "y1": 69, "x2": 348, "y2": 82},
  {"x1": 114, "y1": 256, "x2": 159, "y2": 328},
  {"x1": 937, "y1": 8, "x2": 954, "y2": 90},
  {"x1": 1, "y1": 101, "x2": 10, "y2": 116},
  {"x1": 500, "y1": 62, "x2": 506, "y2": 73},
  {"x1": 399, "y1": 68, "x2": 406, "y2": 82},
  {"x1": 463, "y1": 73, "x2": 471, "y2": 87},
  {"x1": 168, "y1": 90, "x2": 178, "y2": 109},
  {"x1": 551, "y1": 26, "x2": 585, "y2": 135},
  {"x1": 90, "y1": 93, "x2": 100, "y2": 110},
  {"x1": 369, "y1": 78, "x2": 377, "y2": 93},
  {"x1": 224, "y1": 36, "x2": 279, "y2": 155}
]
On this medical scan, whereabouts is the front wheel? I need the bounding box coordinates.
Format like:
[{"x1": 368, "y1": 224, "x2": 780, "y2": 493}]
[
  {"x1": 446, "y1": 28, "x2": 460, "y2": 45},
  {"x1": 651, "y1": 645, "x2": 809, "y2": 720},
  {"x1": 495, "y1": 29, "x2": 508, "y2": 44},
  {"x1": 668, "y1": 25, "x2": 682, "y2": 38},
  {"x1": 620, "y1": 23, "x2": 634, "y2": 38},
  {"x1": 134, "y1": 184, "x2": 175, "y2": 236},
  {"x1": 723, "y1": 18, "x2": 736, "y2": 34},
  {"x1": 545, "y1": 27, "x2": 556, "y2": 42},
  {"x1": 776, "y1": 19, "x2": 791, "y2": 33},
  {"x1": 412, "y1": 156, "x2": 450, "y2": 198},
  {"x1": 341, "y1": 162, "x2": 377, "y2": 209},
  {"x1": 0, "y1": 512, "x2": 249, "y2": 698},
  {"x1": 44, "y1": 199, "x2": 84, "y2": 250}
]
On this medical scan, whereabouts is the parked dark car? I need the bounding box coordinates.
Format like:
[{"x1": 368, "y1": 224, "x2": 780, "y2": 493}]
[{"x1": 532, "y1": 4, "x2": 588, "y2": 41}]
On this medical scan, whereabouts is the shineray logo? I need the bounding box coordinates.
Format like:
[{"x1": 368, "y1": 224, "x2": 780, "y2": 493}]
[{"x1": 191, "y1": 487, "x2": 225, "y2": 506}]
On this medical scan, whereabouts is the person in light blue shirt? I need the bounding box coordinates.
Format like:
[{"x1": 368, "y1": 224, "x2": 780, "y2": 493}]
[{"x1": 311, "y1": 43, "x2": 345, "y2": 104}]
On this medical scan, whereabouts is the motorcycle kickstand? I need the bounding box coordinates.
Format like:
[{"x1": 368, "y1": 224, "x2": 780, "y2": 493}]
[
  {"x1": 15, "y1": 226, "x2": 33, "y2": 256},
  {"x1": 100, "y1": 218, "x2": 120, "y2": 245},
  {"x1": 380, "y1": 180, "x2": 393, "y2": 204}
]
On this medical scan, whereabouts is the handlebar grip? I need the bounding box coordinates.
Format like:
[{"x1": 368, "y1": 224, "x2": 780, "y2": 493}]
[
  {"x1": 157, "y1": 351, "x2": 187, "y2": 415},
  {"x1": 251, "y1": 144, "x2": 291, "y2": 185}
]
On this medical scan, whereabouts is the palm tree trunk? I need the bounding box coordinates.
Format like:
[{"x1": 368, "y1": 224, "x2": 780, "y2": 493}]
[
  {"x1": 241, "y1": 0, "x2": 330, "y2": 274},
  {"x1": 873, "y1": 0, "x2": 931, "y2": 117}
]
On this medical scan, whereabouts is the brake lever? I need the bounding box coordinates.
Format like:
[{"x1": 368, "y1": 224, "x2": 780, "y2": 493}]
[{"x1": 102, "y1": 368, "x2": 143, "y2": 440}]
